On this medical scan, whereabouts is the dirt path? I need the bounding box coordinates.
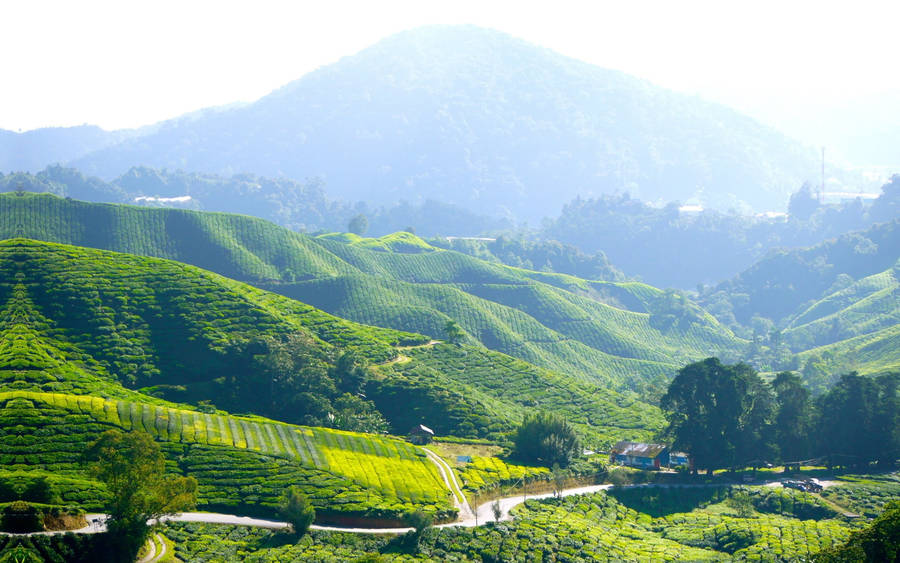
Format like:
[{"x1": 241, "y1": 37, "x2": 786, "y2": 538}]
[
  {"x1": 137, "y1": 534, "x2": 156, "y2": 563},
  {"x1": 422, "y1": 447, "x2": 474, "y2": 521},
  {"x1": 137, "y1": 533, "x2": 167, "y2": 563}
]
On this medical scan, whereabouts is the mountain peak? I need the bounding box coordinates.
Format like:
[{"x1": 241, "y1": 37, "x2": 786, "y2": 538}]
[{"x1": 68, "y1": 26, "x2": 818, "y2": 219}]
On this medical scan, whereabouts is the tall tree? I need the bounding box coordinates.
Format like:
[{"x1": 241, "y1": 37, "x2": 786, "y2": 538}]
[
  {"x1": 83, "y1": 430, "x2": 197, "y2": 561},
  {"x1": 817, "y1": 373, "x2": 880, "y2": 468},
  {"x1": 348, "y1": 213, "x2": 369, "y2": 236},
  {"x1": 872, "y1": 373, "x2": 900, "y2": 468},
  {"x1": 772, "y1": 371, "x2": 813, "y2": 467},
  {"x1": 278, "y1": 486, "x2": 315, "y2": 537},
  {"x1": 661, "y1": 358, "x2": 774, "y2": 474}
]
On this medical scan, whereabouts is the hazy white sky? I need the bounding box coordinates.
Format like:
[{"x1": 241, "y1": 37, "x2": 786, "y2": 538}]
[{"x1": 3, "y1": 0, "x2": 898, "y2": 143}]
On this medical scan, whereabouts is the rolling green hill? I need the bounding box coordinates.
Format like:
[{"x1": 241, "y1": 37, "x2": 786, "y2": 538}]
[
  {"x1": 785, "y1": 265, "x2": 900, "y2": 351},
  {"x1": 791, "y1": 266, "x2": 900, "y2": 390},
  {"x1": 0, "y1": 236, "x2": 673, "y2": 526},
  {"x1": 0, "y1": 237, "x2": 665, "y2": 441},
  {"x1": 0, "y1": 192, "x2": 745, "y2": 395},
  {"x1": 703, "y1": 219, "x2": 900, "y2": 327}
]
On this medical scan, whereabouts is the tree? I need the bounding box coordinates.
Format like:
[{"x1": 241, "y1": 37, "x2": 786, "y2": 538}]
[
  {"x1": 443, "y1": 319, "x2": 464, "y2": 345},
  {"x1": 83, "y1": 430, "x2": 197, "y2": 561},
  {"x1": 772, "y1": 371, "x2": 813, "y2": 467},
  {"x1": 512, "y1": 412, "x2": 581, "y2": 467},
  {"x1": 661, "y1": 358, "x2": 774, "y2": 474},
  {"x1": 21, "y1": 477, "x2": 57, "y2": 504},
  {"x1": 814, "y1": 500, "x2": 900, "y2": 562},
  {"x1": 788, "y1": 182, "x2": 820, "y2": 221},
  {"x1": 348, "y1": 214, "x2": 369, "y2": 235},
  {"x1": 818, "y1": 372, "x2": 899, "y2": 469},
  {"x1": 278, "y1": 486, "x2": 315, "y2": 537},
  {"x1": 817, "y1": 373, "x2": 879, "y2": 468},
  {"x1": 491, "y1": 500, "x2": 502, "y2": 523},
  {"x1": 551, "y1": 463, "x2": 570, "y2": 497},
  {"x1": 872, "y1": 373, "x2": 900, "y2": 468},
  {"x1": 402, "y1": 509, "x2": 432, "y2": 551}
]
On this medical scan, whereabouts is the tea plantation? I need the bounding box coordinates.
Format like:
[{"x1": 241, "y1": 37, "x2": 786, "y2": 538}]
[
  {"x1": 0, "y1": 192, "x2": 746, "y2": 395},
  {"x1": 0, "y1": 238, "x2": 665, "y2": 444},
  {"x1": 160, "y1": 487, "x2": 863, "y2": 561},
  {"x1": 0, "y1": 390, "x2": 452, "y2": 518}
]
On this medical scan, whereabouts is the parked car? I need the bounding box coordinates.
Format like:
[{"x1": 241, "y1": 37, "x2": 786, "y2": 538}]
[{"x1": 782, "y1": 479, "x2": 822, "y2": 493}]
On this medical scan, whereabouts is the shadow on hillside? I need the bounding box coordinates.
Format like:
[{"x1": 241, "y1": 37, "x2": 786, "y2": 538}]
[{"x1": 607, "y1": 486, "x2": 726, "y2": 517}]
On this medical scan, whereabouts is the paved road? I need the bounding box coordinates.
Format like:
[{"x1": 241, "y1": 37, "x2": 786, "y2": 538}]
[{"x1": 0, "y1": 476, "x2": 849, "y2": 537}]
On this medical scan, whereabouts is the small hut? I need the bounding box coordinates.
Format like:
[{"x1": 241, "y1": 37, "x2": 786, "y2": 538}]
[{"x1": 408, "y1": 424, "x2": 434, "y2": 445}]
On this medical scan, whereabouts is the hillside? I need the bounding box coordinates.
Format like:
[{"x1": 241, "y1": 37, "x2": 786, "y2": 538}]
[
  {"x1": 68, "y1": 25, "x2": 822, "y2": 218},
  {"x1": 0, "y1": 237, "x2": 665, "y2": 442},
  {"x1": 0, "y1": 236, "x2": 674, "y2": 530},
  {"x1": 0, "y1": 126, "x2": 127, "y2": 173},
  {"x1": 702, "y1": 219, "x2": 900, "y2": 327},
  {"x1": 788, "y1": 265, "x2": 900, "y2": 391},
  {"x1": 0, "y1": 192, "x2": 745, "y2": 394}
]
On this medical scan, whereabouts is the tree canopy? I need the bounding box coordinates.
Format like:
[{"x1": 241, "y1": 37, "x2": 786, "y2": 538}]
[
  {"x1": 663, "y1": 359, "x2": 900, "y2": 473},
  {"x1": 83, "y1": 430, "x2": 197, "y2": 561},
  {"x1": 661, "y1": 358, "x2": 774, "y2": 474},
  {"x1": 512, "y1": 412, "x2": 581, "y2": 467}
]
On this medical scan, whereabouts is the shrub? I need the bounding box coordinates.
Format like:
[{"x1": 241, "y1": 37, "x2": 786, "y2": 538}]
[{"x1": 512, "y1": 412, "x2": 580, "y2": 467}]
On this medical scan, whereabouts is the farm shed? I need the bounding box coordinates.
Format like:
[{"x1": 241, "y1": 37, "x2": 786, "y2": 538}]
[
  {"x1": 408, "y1": 424, "x2": 434, "y2": 445},
  {"x1": 610, "y1": 441, "x2": 669, "y2": 469}
]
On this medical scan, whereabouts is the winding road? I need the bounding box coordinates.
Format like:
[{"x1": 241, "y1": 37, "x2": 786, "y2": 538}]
[{"x1": 2, "y1": 453, "x2": 846, "y2": 541}]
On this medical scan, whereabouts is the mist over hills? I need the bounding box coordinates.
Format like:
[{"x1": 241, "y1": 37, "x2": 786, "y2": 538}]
[
  {"x1": 0, "y1": 125, "x2": 125, "y2": 172},
  {"x1": 11, "y1": 25, "x2": 825, "y2": 220}
]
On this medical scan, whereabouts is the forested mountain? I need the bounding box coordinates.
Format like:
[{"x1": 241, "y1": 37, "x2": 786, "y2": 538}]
[
  {"x1": 543, "y1": 178, "x2": 898, "y2": 288},
  {"x1": 703, "y1": 219, "x2": 900, "y2": 328},
  {"x1": 65, "y1": 25, "x2": 825, "y2": 219},
  {"x1": 0, "y1": 166, "x2": 509, "y2": 237},
  {"x1": 0, "y1": 125, "x2": 127, "y2": 172}
]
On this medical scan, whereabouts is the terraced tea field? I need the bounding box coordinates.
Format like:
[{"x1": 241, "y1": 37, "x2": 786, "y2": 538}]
[
  {"x1": 0, "y1": 391, "x2": 452, "y2": 517},
  {"x1": 160, "y1": 486, "x2": 863, "y2": 561},
  {"x1": 1, "y1": 193, "x2": 748, "y2": 395}
]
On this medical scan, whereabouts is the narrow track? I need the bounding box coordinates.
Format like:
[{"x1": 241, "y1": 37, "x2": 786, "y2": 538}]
[{"x1": 422, "y1": 446, "x2": 474, "y2": 520}]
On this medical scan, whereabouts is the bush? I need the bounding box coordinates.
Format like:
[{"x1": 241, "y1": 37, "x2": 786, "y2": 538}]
[
  {"x1": 1, "y1": 502, "x2": 43, "y2": 533},
  {"x1": 512, "y1": 412, "x2": 580, "y2": 467},
  {"x1": 279, "y1": 486, "x2": 315, "y2": 538}
]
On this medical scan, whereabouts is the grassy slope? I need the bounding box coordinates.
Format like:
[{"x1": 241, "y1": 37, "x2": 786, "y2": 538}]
[
  {"x1": 786, "y1": 267, "x2": 899, "y2": 346},
  {"x1": 0, "y1": 237, "x2": 663, "y2": 443},
  {"x1": 0, "y1": 192, "x2": 744, "y2": 392},
  {"x1": 0, "y1": 390, "x2": 451, "y2": 518},
  {"x1": 164, "y1": 486, "x2": 858, "y2": 561},
  {"x1": 788, "y1": 266, "x2": 900, "y2": 377}
]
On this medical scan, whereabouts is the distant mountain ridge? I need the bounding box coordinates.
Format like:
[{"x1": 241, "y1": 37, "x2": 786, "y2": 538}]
[
  {"x1": 47, "y1": 25, "x2": 824, "y2": 219},
  {"x1": 0, "y1": 125, "x2": 126, "y2": 172}
]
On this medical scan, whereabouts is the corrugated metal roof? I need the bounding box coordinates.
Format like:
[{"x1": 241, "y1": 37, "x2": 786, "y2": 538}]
[
  {"x1": 611, "y1": 441, "x2": 667, "y2": 458},
  {"x1": 410, "y1": 424, "x2": 434, "y2": 435}
]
